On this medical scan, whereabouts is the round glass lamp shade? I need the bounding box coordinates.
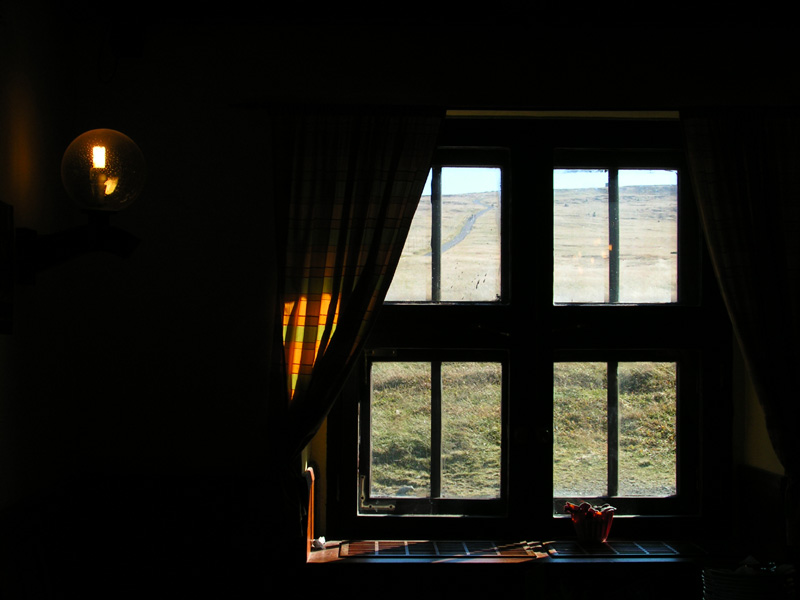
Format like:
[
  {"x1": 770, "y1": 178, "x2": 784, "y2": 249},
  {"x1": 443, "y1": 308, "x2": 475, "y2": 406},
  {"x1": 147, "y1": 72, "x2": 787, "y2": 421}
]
[{"x1": 61, "y1": 129, "x2": 146, "y2": 211}]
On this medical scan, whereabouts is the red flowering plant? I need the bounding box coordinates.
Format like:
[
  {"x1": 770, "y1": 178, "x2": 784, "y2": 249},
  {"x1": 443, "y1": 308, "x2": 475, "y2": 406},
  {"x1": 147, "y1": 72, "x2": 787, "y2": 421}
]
[{"x1": 565, "y1": 502, "x2": 616, "y2": 543}]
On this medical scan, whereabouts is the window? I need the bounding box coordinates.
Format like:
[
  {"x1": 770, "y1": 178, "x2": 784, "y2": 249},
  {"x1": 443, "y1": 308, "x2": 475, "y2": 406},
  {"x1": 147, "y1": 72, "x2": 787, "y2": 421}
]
[
  {"x1": 326, "y1": 117, "x2": 731, "y2": 542},
  {"x1": 552, "y1": 355, "x2": 701, "y2": 517},
  {"x1": 553, "y1": 360, "x2": 678, "y2": 499},
  {"x1": 360, "y1": 352, "x2": 507, "y2": 517},
  {"x1": 358, "y1": 148, "x2": 510, "y2": 520},
  {"x1": 553, "y1": 168, "x2": 678, "y2": 304},
  {"x1": 385, "y1": 152, "x2": 505, "y2": 303}
]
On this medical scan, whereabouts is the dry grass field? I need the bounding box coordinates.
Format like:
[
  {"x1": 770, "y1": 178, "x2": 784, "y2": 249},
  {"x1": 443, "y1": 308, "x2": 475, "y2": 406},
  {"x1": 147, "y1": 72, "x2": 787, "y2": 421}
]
[
  {"x1": 388, "y1": 183, "x2": 677, "y2": 304},
  {"x1": 385, "y1": 190, "x2": 501, "y2": 302},
  {"x1": 554, "y1": 184, "x2": 678, "y2": 303}
]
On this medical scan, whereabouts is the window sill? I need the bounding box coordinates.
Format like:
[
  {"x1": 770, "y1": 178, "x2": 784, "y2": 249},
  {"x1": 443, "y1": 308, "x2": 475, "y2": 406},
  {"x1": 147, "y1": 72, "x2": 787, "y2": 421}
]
[
  {"x1": 308, "y1": 540, "x2": 541, "y2": 564},
  {"x1": 308, "y1": 539, "x2": 713, "y2": 565},
  {"x1": 306, "y1": 538, "x2": 769, "y2": 599}
]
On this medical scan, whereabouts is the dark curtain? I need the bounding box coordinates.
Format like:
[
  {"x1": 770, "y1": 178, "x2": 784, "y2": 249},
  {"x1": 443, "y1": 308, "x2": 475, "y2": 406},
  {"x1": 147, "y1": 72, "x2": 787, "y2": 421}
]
[
  {"x1": 683, "y1": 109, "x2": 800, "y2": 547},
  {"x1": 269, "y1": 107, "x2": 442, "y2": 462},
  {"x1": 0, "y1": 201, "x2": 11, "y2": 333}
]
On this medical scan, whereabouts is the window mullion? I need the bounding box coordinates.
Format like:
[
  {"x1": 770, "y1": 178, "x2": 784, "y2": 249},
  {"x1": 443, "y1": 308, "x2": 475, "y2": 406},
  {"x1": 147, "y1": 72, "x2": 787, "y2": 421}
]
[
  {"x1": 607, "y1": 360, "x2": 619, "y2": 498},
  {"x1": 431, "y1": 166, "x2": 442, "y2": 303},
  {"x1": 431, "y1": 360, "x2": 442, "y2": 499},
  {"x1": 608, "y1": 168, "x2": 620, "y2": 303}
]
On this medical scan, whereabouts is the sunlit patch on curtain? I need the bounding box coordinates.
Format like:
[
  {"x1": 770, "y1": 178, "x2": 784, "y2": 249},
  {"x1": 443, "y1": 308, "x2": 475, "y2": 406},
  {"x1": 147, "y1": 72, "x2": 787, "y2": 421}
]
[
  {"x1": 270, "y1": 109, "x2": 443, "y2": 457},
  {"x1": 283, "y1": 290, "x2": 340, "y2": 401}
]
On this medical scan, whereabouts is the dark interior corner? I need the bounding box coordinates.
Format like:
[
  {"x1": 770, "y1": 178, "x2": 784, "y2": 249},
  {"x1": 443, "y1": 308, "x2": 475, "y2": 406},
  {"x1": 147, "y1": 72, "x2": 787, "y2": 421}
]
[{"x1": 1, "y1": 2, "x2": 799, "y2": 597}]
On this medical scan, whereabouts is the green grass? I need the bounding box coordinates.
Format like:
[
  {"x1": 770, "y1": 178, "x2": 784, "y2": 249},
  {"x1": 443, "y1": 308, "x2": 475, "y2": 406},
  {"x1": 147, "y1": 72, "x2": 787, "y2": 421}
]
[
  {"x1": 554, "y1": 362, "x2": 677, "y2": 498},
  {"x1": 369, "y1": 361, "x2": 502, "y2": 498},
  {"x1": 368, "y1": 360, "x2": 676, "y2": 502}
]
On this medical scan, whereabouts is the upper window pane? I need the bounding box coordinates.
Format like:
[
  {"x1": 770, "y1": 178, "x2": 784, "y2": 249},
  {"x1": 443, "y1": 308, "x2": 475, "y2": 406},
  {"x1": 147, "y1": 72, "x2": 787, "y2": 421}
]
[
  {"x1": 386, "y1": 167, "x2": 502, "y2": 303},
  {"x1": 553, "y1": 169, "x2": 678, "y2": 304}
]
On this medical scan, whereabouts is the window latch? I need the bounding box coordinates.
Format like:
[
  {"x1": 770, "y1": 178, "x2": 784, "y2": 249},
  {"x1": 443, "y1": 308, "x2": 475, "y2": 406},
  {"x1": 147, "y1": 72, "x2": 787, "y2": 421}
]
[{"x1": 359, "y1": 476, "x2": 396, "y2": 513}]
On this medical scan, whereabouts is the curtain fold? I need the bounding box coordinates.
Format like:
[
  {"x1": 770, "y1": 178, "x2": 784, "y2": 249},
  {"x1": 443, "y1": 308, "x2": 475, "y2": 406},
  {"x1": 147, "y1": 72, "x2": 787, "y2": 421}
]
[
  {"x1": 270, "y1": 107, "x2": 442, "y2": 461},
  {"x1": 683, "y1": 109, "x2": 800, "y2": 546}
]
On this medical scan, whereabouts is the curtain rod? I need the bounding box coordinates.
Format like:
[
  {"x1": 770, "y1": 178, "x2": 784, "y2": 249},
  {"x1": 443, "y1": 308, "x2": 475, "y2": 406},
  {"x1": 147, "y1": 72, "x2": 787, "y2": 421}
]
[{"x1": 446, "y1": 110, "x2": 680, "y2": 120}]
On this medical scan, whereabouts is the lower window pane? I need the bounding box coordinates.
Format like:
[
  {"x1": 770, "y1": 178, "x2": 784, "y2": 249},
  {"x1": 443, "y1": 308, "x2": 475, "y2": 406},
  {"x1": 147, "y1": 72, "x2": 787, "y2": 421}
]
[
  {"x1": 553, "y1": 362, "x2": 608, "y2": 497},
  {"x1": 370, "y1": 362, "x2": 431, "y2": 498},
  {"x1": 618, "y1": 362, "x2": 677, "y2": 497},
  {"x1": 553, "y1": 361, "x2": 677, "y2": 501},
  {"x1": 441, "y1": 362, "x2": 502, "y2": 499},
  {"x1": 368, "y1": 360, "x2": 503, "y2": 501}
]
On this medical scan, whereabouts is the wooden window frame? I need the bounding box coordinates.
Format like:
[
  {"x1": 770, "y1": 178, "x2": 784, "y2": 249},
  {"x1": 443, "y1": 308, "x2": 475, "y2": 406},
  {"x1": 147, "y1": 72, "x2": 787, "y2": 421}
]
[
  {"x1": 358, "y1": 349, "x2": 510, "y2": 518},
  {"x1": 324, "y1": 117, "x2": 732, "y2": 543}
]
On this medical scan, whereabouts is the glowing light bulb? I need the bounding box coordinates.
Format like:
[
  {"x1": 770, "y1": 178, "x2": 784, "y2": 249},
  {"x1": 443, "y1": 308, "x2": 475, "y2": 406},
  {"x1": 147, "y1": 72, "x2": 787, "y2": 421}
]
[
  {"x1": 92, "y1": 146, "x2": 106, "y2": 169},
  {"x1": 62, "y1": 129, "x2": 145, "y2": 211}
]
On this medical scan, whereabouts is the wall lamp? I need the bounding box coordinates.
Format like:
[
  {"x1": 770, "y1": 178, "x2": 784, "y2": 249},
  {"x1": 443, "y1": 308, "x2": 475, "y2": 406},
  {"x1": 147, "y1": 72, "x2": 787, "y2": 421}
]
[{"x1": 16, "y1": 128, "x2": 146, "y2": 282}]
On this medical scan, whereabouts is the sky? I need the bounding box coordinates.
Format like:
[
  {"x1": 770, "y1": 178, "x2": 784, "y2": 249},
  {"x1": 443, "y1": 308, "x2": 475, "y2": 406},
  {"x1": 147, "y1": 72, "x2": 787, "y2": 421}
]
[{"x1": 422, "y1": 167, "x2": 677, "y2": 195}]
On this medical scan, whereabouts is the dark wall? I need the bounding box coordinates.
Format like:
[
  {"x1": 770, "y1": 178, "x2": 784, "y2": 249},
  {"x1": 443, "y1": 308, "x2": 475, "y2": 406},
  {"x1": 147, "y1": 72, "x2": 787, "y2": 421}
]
[
  {"x1": 0, "y1": 6, "x2": 287, "y2": 594},
  {"x1": 1, "y1": 5, "x2": 281, "y2": 499},
  {"x1": 1, "y1": 3, "x2": 798, "y2": 593}
]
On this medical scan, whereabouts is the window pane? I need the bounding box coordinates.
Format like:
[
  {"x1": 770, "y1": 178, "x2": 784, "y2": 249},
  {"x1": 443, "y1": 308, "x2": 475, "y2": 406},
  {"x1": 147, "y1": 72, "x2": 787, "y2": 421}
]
[
  {"x1": 386, "y1": 167, "x2": 502, "y2": 302},
  {"x1": 618, "y1": 172, "x2": 678, "y2": 303},
  {"x1": 440, "y1": 168, "x2": 501, "y2": 302},
  {"x1": 553, "y1": 361, "x2": 678, "y2": 501},
  {"x1": 369, "y1": 362, "x2": 431, "y2": 498},
  {"x1": 553, "y1": 170, "x2": 609, "y2": 303},
  {"x1": 553, "y1": 362, "x2": 608, "y2": 497},
  {"x1": 618, "y1": 362, "x2": 677, "y2": 497},
  {"x1": 441, "y1": 362, "x2": 502, "y2": 499},
  {"x1": 554, "y1": 169, "x2": 678, "y2": 304}
]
